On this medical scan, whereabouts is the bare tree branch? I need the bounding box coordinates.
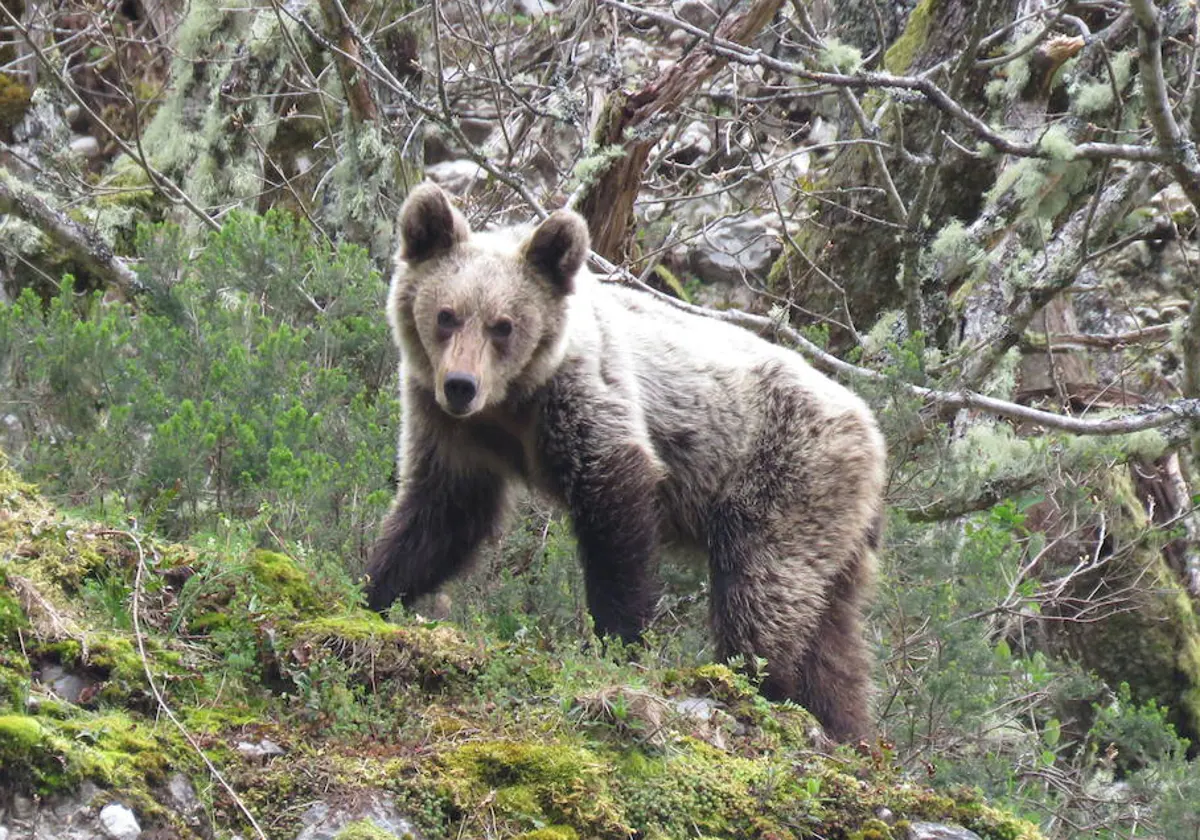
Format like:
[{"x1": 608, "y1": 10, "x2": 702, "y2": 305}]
[
  {"x1": 583, "y1": 249, "x2": 1200, "y2": 438},
  {"x1": 1130, "y1": 0, "x2": 1200, "y2": 212},
  {"x1": 0, "y1": 3, "x2": 218, "y2": 232},
  {"x1": 600, "y1": 0, "x2": 1169, "y2": 165}
]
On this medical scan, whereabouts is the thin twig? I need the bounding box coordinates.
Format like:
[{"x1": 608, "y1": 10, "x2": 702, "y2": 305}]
[
  {"x1": 115, "y1": 528, "x2": 269, "y2": 840},
  {"x1": 1129, "y1": 0, "x2": 1200, "y2": 211}
]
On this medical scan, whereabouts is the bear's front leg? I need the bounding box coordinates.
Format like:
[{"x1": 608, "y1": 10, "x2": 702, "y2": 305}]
[
  {"x1": 364, "y1": 453, "x2": 507, "y2": 615},
  {"x1": 539, "y1": 391, "x2": 663, "y2": 644}
]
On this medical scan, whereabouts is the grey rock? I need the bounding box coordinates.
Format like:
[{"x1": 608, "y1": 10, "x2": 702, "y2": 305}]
[
  {"x1": 667, "y1": 120, "x2": 713, "y2": 166},
  {"x1": 423, "y1": 160, "x2": 487, "y2": 195},
  {"x1": 687, "y1": 216, "x2": 782, "y2": 285},
  {"x1": 69, "y1": 135, "x2": 101, "y2": 158},
  {"x1": 906, "y1": 823, "x2": 983, "y2": 840},
  {"x1": 9, "y1": 796, "x2": 35, "y2": 820},
  {"x1": 98, "y1": 803, "x2": 141, "y2": 840},
  {"x1": 479, "y1": 0, "x2": 556, "y2": 18},
  {"x1": 38, "y1": 663, "x2": 99, "y2": 705},
  {"x1": 514, "y1": 0, "x2": 557, "y2": 16},
  {"x1": 166, "y1": 772, "x2": 201, "y2": 816},
  {"x1": 294, "y1": 795, "x2": 420, "y2": 840},
  {"x1": 674, "y1": 696, "x2": 720, "y2": 721},
  {"x1": 672, "y1": 0, "x2": 718, "y2": 29},
  {"x1": 236, "y1": 738, "x2": 286, "y2": 759}
]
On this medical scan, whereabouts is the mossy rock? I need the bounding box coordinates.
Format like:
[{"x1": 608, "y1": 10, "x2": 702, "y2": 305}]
[
  {"x1": 332, "y1": 819, "x2": 400, "y2": 840},
  {"x1": 0, "y1": 569, "x2": 30, "y2": 639},
  {"x1": 39, "y1": 631, "x2": 171, "y2": 706},
  {"x1": 247, "y1": 549, "x2": 321, "y2": 614},
  {"x1": 284, "y1": 611, "x2": 483, "y2": 688},
  {"x1": 0, "y1": 713, "x2": 44, "y2": 763},
  {"x1": 184, "y1": 549, "x2": 328, "y2": 634},
  {"x1": 440, "y1": 739, "x2": 626, "y2": 837},
  {"x1": 516, "y1": 828, "x2": 579, "y2": 840}
]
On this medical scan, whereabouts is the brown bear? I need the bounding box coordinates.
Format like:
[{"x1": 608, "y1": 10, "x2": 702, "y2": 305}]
[{"x1": 364, "y1": 182, "x2": 887, "y2": 742}]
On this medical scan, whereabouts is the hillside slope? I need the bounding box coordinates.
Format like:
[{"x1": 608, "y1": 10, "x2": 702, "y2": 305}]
[{"x1": 0, "y1": 455, "x2": 1041, "y2": 840}]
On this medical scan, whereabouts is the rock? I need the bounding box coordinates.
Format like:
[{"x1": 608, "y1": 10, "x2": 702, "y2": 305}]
[
  {"x1": 166, "y1": 772, "x2": 201, "y2": 816},
  {"x1": 674, "y1": 696, "x2": 720, "y2": 721},
  {"x1": 672, "y1": 0, "x2": 718, "y2": 29},
  {"x1": 479, "y1": 0, "x2": 556, "y2": 18},
  {"x1": 294, "y1": 794, "x2": 420, "y2": 840},
  {"x1": 70, "y1": 135, "x2": 101, "y2": 158},
  {"x1": 687, "y1": 216, "x2": 782, "y2": 285},
  {"x1": 236, "y1": 738, "x2": 286, "y2": 759},
  {"x1": 37, "y1": 662, "x2": 101, "y2": 705},
  {"x1": 666, "y1": 120, "x2": 713, "y2": 166},
  {"x1": 99, "y1": 803, "x2": 141, "y2": 840},
  {"x1": 514, "y1": 0, "x2": 557, "y2": 17},
  {"x1": 906, "y1": 823, "x2": 983, "y2": 840},
  {"x1": 423, "y1": 160, "x2": 487, "y2": 195},
  {"x1": 10, "y1": 795, "x2": 35, "y2": 820}
]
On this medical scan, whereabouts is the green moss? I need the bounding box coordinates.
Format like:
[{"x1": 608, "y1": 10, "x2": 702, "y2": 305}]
[
  {"x1": 1045, "y1": 473, "x2": 1200, "y2": 746},
  {"x1": 332, "y1": 819, "x2": 397, "y2": 840},
  {"x1": 516, "y1": 828, "x2": 579, "y2": 840},
  {"x1": 849, "y1": 818, "x2": 896, "y2": 840},
  {"x1": 0, "y1": 656, "x2": 30, "y2": 713},
  {"x1": 247, "y1": 549, "x2": 320, "y2": 614},
  {"x1": 0, "y1": 574, "x2": 28, "y2": 639},
  {"x1": 0, "y1": 714, "x2": 44, "y2": 760},
  {"x1": 669, "y1": 663, "x2": 758, "y2": 705},
  {"x1": 442, "y1": 740, "x2": 626, "y2": 836},
  {"x1": 42, "y1": 631, "x2": 167, "y2": 705},
  {"x1": 1, "y1": 708, "x2": 176, "y2": 798},
  {"x1": 285, "y1": 611, "x2": 482, "y2": 686},
  {"x1": 884, "y1": 0, "x2": 937, "y2": 73},
  {"x1": 0, "y1": 73, "x2": 31, "y2": 130}
]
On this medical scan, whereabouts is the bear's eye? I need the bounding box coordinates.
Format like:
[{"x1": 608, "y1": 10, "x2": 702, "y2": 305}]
[
  {"x1": 490, "y1": 319, "x2": 513, "y2": 339},
  {"x1": 436, "y1": 308, "x2": 457, "y2": 330}
]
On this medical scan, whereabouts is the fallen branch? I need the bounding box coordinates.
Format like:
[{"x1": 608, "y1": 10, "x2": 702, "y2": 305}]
[
  {"x1": 574, "y1": 0, "x2": 785, "y2": 259},
  {"x1": 0, "y1": 171, "x2": 142, "y2": 295},
  {"x1": 1022, "y1": 324, "x2": 1173, "y2": 351}
]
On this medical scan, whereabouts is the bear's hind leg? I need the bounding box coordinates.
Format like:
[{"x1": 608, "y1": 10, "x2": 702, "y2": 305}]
[
  {"x1": 791, "y1": 562, "x2": 874, "y2": 742},
  {"x1": 708, "y1": 509, "x2": 873, "y2": 742}
]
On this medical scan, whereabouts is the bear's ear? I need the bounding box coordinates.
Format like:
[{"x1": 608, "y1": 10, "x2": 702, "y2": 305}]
[
  {"x1": 398, "y1": 183, "x2": 470, "y2": 263},
  {"x1": 524, "y1": 210, "x2": 590, "y2": 294}
]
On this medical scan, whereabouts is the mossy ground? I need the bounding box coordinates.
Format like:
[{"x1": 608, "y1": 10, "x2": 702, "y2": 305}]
[{"x1": 0, "y1": 454, "x2": 1043, "y2": 839}]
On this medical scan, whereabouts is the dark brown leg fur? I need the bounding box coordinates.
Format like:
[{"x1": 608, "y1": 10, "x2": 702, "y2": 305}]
[{"x1": 364, "y1": 452, "x2": 506, "y2": 615}]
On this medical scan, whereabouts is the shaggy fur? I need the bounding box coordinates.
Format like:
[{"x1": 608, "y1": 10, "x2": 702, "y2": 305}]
[{"x1": 365, "y1": 183, "x2": 888, "y2": 742}]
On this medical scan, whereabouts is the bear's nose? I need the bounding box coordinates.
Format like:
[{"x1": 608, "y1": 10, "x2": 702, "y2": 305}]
[{"x1": 443, "y1": 372, "x2": 478, "y2": 414}]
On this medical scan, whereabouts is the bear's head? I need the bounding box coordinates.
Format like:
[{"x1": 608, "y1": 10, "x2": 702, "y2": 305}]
[{"x1": 390, "y1": 182, "x2": 591, "y2": 418}]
